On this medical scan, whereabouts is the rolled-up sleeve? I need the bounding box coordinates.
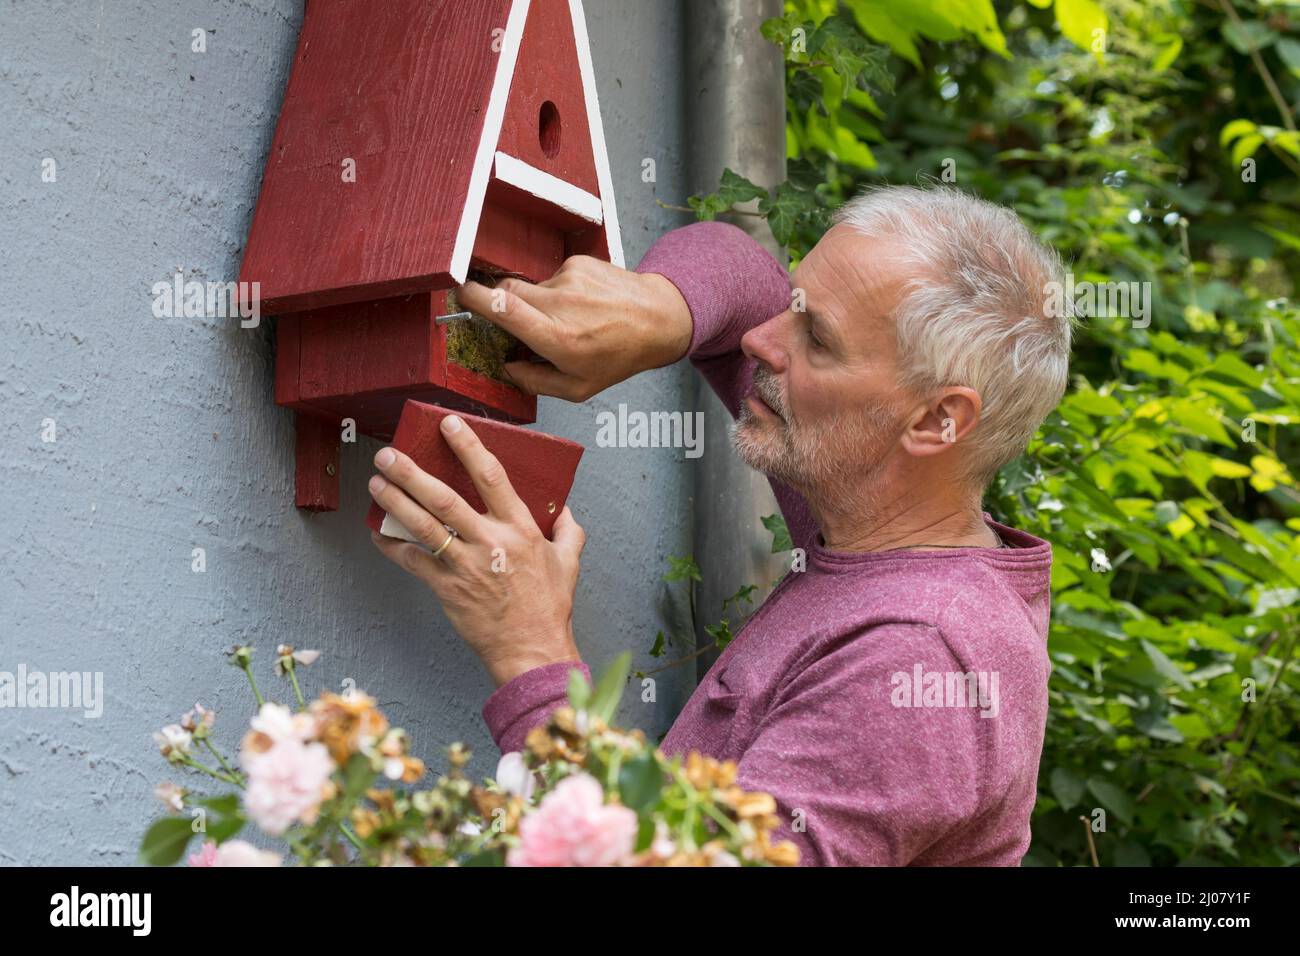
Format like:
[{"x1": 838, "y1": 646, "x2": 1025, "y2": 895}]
[{"x1": 481, "y1": 660, "x2": 591, "y2": 754}]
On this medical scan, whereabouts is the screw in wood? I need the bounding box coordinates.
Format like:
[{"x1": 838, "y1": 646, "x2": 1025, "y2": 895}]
[{"x1": 326, "y1": 463, "x2": 336, "y2": 476}]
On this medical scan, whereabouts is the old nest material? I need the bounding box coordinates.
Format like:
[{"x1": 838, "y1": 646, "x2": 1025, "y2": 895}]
[{"x1": 443, "y1": 286, "x2": 524, "y2": 384}]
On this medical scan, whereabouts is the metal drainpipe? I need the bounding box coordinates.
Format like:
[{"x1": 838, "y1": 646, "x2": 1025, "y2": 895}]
[{"x1": 684, "y1": 0, "x2": 788, "y2": 680}]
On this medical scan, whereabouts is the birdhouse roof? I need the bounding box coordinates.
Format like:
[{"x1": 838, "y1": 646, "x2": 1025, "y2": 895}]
[{"x1": 240, "y1": 0, "x2": 623, "y2": 315}]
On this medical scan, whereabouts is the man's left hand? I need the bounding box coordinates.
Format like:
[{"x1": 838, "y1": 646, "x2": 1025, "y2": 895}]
[{"x1": 367, "y1": 414, "x2": 585, "y2": 687}]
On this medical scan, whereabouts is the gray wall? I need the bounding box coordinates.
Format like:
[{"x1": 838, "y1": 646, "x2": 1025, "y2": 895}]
[{"x1": 0, "y1": 0, "x2": 696, "y2": 865}]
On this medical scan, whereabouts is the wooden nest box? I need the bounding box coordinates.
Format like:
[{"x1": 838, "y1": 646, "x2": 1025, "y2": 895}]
[{"x1": 239, "y1": 0, "x2": 622, "y2": 511}]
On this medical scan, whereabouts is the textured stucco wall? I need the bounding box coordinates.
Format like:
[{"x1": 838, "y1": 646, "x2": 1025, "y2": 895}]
[{"x1": 0, "y1": 0, "x2": 695, "y2": 865}]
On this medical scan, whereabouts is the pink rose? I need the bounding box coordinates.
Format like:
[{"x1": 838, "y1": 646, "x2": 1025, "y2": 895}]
[
  {"x1": 188, "y1": 841, "x2": 219, "y2": 867},
  {"x1": 241, "y1": 737, "x2": 335, "y2": 836},
  {"x1": 188, "y1": 839, "x2": 281, "y2": 867},
  {"x1": 246, "y1": 702, "x2": 317, "y2": 749},
  {"x1": 507, "y1": 773, "x2": 637, "y2": 867},
  {"x1": 210, "y1": 840, "x2": 282, "y2": 867}
]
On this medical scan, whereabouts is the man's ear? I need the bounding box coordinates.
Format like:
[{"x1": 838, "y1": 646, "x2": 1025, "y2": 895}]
[{"x1": 900, "y1": 387, "x2": 982, "y2": 459}]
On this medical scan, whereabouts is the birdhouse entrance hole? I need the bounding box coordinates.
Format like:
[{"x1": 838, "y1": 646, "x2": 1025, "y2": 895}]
[{"x1": 539, "y1": 100, "x2": 561, "y2": 157}]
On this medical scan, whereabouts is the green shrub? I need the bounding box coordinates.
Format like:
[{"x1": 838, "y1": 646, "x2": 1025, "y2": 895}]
[{"x1": 686, "y1": 0, "x2": 1300, "y2": 865}]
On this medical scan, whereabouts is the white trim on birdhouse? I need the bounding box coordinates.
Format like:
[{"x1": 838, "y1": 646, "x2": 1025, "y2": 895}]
[
  {"x1": 493, "y1": 151, "x2": 604, "y2": 224},
  {"x1": 568, "y1": 0, "x2": 624, "y2": 267},
  {"x1": 450, "y1": 0, "x2": 625, "y2": 283},
  {"x1": 450, "y1": 0, "x2": 532, "y2": 285}
]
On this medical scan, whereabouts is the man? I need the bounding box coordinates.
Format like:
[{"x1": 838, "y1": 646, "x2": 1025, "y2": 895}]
[{"x1": 366, "y1": 185, "x2": 1072, "y2": 865}]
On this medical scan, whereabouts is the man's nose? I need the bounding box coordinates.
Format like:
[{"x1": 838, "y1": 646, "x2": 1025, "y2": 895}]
[{"x1": 741, "y1": 312, "x2": 790, "y2": 374}]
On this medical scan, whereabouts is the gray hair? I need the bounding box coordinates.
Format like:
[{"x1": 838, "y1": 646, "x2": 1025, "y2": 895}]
[{"x1": 834, "y1": 184, "x2": 1072, "y2": 487}]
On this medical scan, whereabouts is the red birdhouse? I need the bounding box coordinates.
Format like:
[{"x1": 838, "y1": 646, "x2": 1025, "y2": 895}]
[{"x1": 239, "y1": 0, "x2": 621, "y2": 511}]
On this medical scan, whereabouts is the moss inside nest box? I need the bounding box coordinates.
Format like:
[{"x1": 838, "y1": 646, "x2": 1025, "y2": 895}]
[{"x1": 443, "y1": 288, "x2": 522, "y2": 383}]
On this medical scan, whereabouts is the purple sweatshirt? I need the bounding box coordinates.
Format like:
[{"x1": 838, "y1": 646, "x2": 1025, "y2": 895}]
[{"x1": 482, "y1": 222, "x2": 1053, "y2": 866}]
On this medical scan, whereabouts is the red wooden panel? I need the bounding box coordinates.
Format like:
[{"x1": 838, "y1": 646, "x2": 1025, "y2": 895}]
[
  {"x1": 275, "y1": 313, "x2": 301, "y2": 405},
  {"x1": 296, "y1": 293, "x2": 445, "y2": 402},
  {"x1": 239, "y1": 0, "x2": 513, "y2": 314},
  {"x1": 301, "y1": 377, "x2": 535, "y2": 440},
  {"x1": 471, "y1": 200, "x2": 567, "y2": 282},
  {"x1": 273, "y1": 286, "x2": 534, "y2": 450},
  {"x1": 367, "y1": 400, "x2": 583, "y2": 540},
  {"x1": 444, "y1": 362, "x2": 536, "y2": 422},
  {"x1": 295, "y1": 412, "x2": 341, "y2": 511},
  {"x1": 497, "y1": 0, "x2": 600, "y2": 195},
  {"x1": 566, "y1": 224, "x2": 610, "y2": 263}
]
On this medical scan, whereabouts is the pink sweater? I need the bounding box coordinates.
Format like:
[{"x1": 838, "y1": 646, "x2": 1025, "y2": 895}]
[{"x1": 482, "y1": 222, "x2": 1053, "y2": 866}]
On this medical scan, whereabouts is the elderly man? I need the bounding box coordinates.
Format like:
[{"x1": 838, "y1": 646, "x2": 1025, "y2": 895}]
[{"x1": 366, "y1": 185, "x2": 1072, "y2": 866}]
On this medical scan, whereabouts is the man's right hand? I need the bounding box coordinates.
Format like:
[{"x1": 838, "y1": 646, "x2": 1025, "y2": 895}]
[{"x1": 455, "y1": 256, "x2": 692, "y2": 403}]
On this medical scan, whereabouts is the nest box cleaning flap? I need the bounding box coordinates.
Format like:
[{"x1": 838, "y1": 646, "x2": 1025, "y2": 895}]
[{"x1": 367, "y1": 401, "x2": 584, "y2": 541}]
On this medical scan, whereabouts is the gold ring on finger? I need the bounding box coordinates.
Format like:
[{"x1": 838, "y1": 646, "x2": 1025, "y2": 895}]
[{"x1": 431, "y1": 529, "x2": 456, "y2": 559}]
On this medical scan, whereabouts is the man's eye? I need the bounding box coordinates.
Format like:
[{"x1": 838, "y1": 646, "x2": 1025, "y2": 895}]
[{"x1": 807, "y1": 326, "x2": 824, "y2": 349}]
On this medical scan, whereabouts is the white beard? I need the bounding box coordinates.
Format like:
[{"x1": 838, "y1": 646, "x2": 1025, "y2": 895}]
[{"x1": 731, "y1": 368, "x2": 904, "y2": 503}]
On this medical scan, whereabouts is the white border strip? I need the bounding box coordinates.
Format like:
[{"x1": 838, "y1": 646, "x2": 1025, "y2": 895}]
[
  {"x1": 449, "y1": 0, "x2": 532, "y2": 284},
  {"x1": 569, "y1": 0, "x2": 624, "y2": 267},
  {"x1": 493, "y1": 151, "x2": 603, "y2": 223}
]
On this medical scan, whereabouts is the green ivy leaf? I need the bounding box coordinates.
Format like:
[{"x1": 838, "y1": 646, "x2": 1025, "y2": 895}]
[
  {"x1": 705, "y1": 619, "x2": 735, "y2": 651},
  {"x1": 760, "y1": 15, "x2": 812, "y2": 61},
  {"x1": 687, "y1": 193, "x2": 732, "y2": 221},
  {"x1": 809, "y1": 15, "x2": 894, "y2": 103},
  {"x1": 688, "y1": 169, "x2": 770, "y2": 222},
  {"x1": 664, "y1": 555, "x2": 702, "y2": 583},
  {"x1": 716, "y1": 168, "x2": 770, "y2": 207},
  {"x1": 759, "y1": 181, "x2": 813, "y2": 247},
  {"x1": 761, "y1": 513, "x2": 793, "y2": 552},
  {"x1": 722, "y1": 584, "x2": 758, "y2": 614}
]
